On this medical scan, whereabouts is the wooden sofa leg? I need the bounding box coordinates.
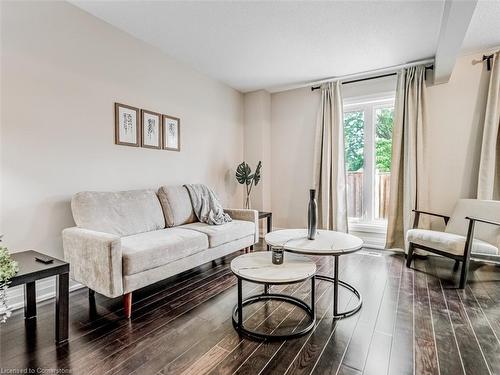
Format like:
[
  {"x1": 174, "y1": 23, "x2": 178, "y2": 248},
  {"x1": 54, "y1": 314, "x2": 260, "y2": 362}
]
[
  {"x1": 88, "y1": 289, "x2": 97, "y2": 318},
  {"x1": 123, "y1": 292, "x2": 132, "y2": 319},
  {"x1": 406, "y1": 243, "x2": 414, "y2": 268}
]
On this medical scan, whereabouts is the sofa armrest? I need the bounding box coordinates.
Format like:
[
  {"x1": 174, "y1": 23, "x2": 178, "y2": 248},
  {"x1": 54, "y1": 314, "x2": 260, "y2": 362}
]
[
  {"x1": 224, "y1": 208, "x2": 259, "y2": 243},
  {"x1": 62, "y1": 227, "x2": 123, "y2": 298}
]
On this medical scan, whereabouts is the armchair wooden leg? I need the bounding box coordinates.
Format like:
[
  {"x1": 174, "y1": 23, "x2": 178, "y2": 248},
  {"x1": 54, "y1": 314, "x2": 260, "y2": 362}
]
[
  {"x1": 459, "y1": 219, "x2": 476, "y2": 289},
  {"x1": 406, "y1": 243, "x2": 415, "y2": 268},
  {"x1": 459, "y1": 256, "x2": 471, "y2": 289},
  {"x1": 123, "y1": 292, "x2": 132, "y2": 319}
]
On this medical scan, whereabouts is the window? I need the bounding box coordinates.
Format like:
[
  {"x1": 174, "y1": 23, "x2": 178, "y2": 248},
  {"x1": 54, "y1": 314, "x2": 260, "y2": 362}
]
[{"x1": 344, "y1": 95, "x2": 394, "y2": 225}]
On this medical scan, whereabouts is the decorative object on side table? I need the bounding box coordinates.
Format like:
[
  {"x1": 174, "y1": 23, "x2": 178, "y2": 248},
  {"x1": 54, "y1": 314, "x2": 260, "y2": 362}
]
[
  {"x1": 308, "y1": 189, "x2": 318, "y2": 240},
  {"x1": 271, "y1": 246, "x2": 284, "y2": 264},
  {"x1": 236, "y1": 161, "x2": 262, "y2": 209},
  {"x1": 115, "y1": 102, "x2": 140, "y2": 147},
  {"x1": 0, "y1": 238, "x2": 18, "y2": 323}
]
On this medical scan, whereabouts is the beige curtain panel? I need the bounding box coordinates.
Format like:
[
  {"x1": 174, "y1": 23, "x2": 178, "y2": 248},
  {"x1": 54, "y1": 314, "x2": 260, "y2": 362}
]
[
  {"x1": 386, "y1": 66, "x2": 429, "y2": 251},
  {"x1": 313, "y1": 81, "x2": 348, "y2": 233},
  {"x1": 477, "y1": 51, "x2": 500, "y2": 200}
]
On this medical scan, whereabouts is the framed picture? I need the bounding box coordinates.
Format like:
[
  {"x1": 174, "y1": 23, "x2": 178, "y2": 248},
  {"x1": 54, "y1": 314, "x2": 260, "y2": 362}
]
[
  {"x1": 115, "y1": 103, "x2": 140, "y2": 146},
  {"x1": 163, "y1": 115, "x2": 181, "y2": 151},
  {"x1": 141, "y1": 109, "x2": 162, "y2": 149}
]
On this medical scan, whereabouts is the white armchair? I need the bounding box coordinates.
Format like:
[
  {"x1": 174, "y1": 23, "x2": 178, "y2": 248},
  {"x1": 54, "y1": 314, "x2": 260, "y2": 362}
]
[{"x1": 406, "y1": 199, "x2": 500, "y2": 288}]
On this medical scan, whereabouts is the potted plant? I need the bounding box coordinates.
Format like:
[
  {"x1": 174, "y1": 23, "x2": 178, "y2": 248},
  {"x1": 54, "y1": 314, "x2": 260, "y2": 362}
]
[
  {"x1": 236, "y1": 161, "x2": 262, "y2": 209},
  {"x1": 0, "y1": 238, "x2": 18, "y2": 323}
]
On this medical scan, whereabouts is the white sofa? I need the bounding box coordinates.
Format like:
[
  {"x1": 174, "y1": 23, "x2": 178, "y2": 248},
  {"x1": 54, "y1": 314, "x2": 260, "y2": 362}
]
[{"x1": 62, "y1": 186, "x2": 258, "y2": 318}]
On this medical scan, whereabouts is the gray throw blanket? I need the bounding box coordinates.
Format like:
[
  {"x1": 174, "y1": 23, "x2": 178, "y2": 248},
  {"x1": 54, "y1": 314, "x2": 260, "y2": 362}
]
[{"x1": 184, "y1": 184, "x2": 232, "y2": 225}]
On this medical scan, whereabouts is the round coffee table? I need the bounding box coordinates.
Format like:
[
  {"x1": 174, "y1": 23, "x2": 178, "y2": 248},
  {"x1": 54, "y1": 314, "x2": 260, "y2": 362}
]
[
  {"x1": 230, "y1": 251, "x2": 316, "y2": 340},
  {"x1": 265, "y1": 229, "x2": 363, "y2": 319}
]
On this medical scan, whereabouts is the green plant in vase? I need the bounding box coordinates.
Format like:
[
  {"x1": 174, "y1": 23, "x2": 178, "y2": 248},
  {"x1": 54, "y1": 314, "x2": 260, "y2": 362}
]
[
  {"x1": 236, "y1": 161, "x2": 262, "y2": 209},
  {"x1": 0, "y1": 238, "x2": 18, "y2": 323}
]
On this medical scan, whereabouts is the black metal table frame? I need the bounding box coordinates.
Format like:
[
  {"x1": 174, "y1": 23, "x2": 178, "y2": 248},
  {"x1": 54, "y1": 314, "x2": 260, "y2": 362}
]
[
  {"x1": 232, "y1": 275, "x2": 316, "y2": 341},
  {"x1": 316, "y1": 255, "x2": 362, "y2": 318},
  {"x1": 270, "y1": 247, "x2": 362, "y2": 319}
]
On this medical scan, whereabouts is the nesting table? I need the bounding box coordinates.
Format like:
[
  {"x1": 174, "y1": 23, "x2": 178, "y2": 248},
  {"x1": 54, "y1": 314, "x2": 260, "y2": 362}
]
[
  {"x1": 230, "y1": 251, "x2": 316, "y2": 340},
  {"x1": 265, "y1": 229, "x2": 363, "y2": 319}
]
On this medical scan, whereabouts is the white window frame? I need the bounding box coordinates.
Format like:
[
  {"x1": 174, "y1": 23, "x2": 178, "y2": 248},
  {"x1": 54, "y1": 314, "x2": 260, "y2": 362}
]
[{"x1": 343, "y1": 92, "x2": 395, "y2": 232}]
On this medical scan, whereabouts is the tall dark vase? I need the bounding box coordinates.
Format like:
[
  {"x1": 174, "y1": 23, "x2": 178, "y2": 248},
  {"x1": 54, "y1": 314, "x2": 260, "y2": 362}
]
[{"x1": 308, "y1": 189, "x2": 317, "y2": 240}]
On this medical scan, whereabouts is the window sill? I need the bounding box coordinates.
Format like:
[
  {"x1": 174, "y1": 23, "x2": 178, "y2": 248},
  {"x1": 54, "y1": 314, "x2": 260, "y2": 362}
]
[{"x1": 348, "y1": 221, "x2": 387, "y2": 234}]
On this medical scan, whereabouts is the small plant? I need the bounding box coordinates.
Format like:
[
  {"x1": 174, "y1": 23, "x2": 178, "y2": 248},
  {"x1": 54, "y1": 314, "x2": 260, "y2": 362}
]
[
  {"x1": 236, "y1": 161, "x2": 262, "y2": 209},
  {"x1": 0, "y1": 238, "x2": 18, "y2": 323}
]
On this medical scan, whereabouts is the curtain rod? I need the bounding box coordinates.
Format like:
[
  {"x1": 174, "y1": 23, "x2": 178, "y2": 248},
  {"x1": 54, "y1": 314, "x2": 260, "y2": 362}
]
[
  {"x1": 311, "y1": 65, "x2": 433, "y2": 91},
  {"x1": 311, "y1": 55, "x2": 494, "y2": 92}
]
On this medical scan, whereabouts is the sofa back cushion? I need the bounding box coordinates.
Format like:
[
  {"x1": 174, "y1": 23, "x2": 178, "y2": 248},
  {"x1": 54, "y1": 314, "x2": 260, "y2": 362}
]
[
  {"x1": 446, "y1": 199, "x2": 500, "y2": 246},
  {"x1": 158, "y1": 185, "x2": 197, "y2": 227},
  {"x1": 72, "y1": 190, "x2": 165, "y2": 236}
]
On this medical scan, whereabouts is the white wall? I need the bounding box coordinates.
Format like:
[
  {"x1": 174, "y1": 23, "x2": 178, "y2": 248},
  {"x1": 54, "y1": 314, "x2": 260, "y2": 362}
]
[
  {"x1": 270, "y1": 76, "x2": 397, "y2": 231},
  {"x1": 270, "y1": 52, "x2": 491, "y2": 236},
  {"x1": 0, "y1": 1, "x2": 244, "y2": 258},
  {"x1": 426, "y1": 52, "x2": 490, "y2": 228},
  {"x1": 243, "y1": 90, "x2": 271, "y2": 212},
  {"x1": 271, "y1": 87, "x2": 320, "y2": 230}
]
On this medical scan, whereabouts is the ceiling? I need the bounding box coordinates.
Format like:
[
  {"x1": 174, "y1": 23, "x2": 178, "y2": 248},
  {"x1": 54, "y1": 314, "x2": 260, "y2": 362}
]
[{"x1": 72, "y1": 1, "x2": 500, "y2": 93}]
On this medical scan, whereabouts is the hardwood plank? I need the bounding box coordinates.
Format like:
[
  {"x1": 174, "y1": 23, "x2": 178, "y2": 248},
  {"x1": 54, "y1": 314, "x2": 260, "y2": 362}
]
[
  {"x1": 3, "y1": 245, "x2": 500, "y2": 375},
  {"x1": 234, "y1": 253, "x2": 365, "y2": 375},
  {"x1": 387, "y1": 258, "x2": 414, "y2": 375},
  {"x1": 6, "y1": 266, "x2": 238, "y2": 371},
  {"x1": 338, "y1": 254, "x2": 394, "y2": 372},
  {"x1": 113, "y1": 283, "x2": 262, "y2": 375},
  {"x1": 1, "y1": 252, "x2": 242, "y2": 365},
  {"x1": 284, "y1": 254, "x2": 378, "y2": 375},
  {"x1": 431, "y1": 258, "x2": 491, "y2": 375},
  {"x1": 412, "y1": 259, "x2": 439, "y2": 375},
  {"x1": 456, "y1": 285, "x2": 500, "y2": 373},
  {"x1": 425, "y1": 257, "x2": 465, "y2": 375},
  {"x1": 258, "y1": 254, "x2": 372, "y2": 374},
  {"x1": 362, "y1": 256, "x2": 403, "y2": 375},
  {"x1": 73, "y1": 272, "x2": 240, "y2": 374},
  {"x1": 211, "y1": 270, "x2": 332, "y2": 374}
]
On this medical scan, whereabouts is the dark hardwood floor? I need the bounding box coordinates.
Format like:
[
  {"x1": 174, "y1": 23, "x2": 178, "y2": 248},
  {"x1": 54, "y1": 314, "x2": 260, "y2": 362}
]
[{"x1": 2, "y1": 241, "x2": 500, "y2": 375}]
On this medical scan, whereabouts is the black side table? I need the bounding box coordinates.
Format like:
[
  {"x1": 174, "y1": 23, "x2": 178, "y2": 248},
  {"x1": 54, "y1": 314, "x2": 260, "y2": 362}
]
[
  {"x1": 258, "y1": 211, "x2": 272, "y2": 250},
  {"x1": 9, "y1": 250, "x2": 70, "y2": 344}
]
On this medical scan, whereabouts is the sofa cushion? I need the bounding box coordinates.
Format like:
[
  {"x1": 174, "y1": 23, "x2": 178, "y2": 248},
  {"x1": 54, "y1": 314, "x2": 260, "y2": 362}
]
[
  {"x1": 407, "y1": 229, "x2": 498, "y2": 256},
  {"x1": 179, "y1": 220, "x2": 255, "y2": 248},
  {"x1": 158, "y1": 185, "x2": 197, "y2": 227},
  {"x1": 72, "y1": 190, "x2": 165, "y2": 236},
  {"x1": 121, "y1": 228, "x2": 209, "y2": 275}
]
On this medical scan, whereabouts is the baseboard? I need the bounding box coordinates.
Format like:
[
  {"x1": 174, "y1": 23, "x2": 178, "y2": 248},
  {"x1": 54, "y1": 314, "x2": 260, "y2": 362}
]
[{"x1": 6, "y1": 277, "x2": 84, "y2": 311}]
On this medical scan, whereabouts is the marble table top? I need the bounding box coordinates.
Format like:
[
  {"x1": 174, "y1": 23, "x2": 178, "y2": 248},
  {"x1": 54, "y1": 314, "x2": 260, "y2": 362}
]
[
  {"x1": 265, "y1": 229, "x2": 363, "y2": 255},
  {"x1": 230, "y1": 251, "x2": 316, "y2": 284}
]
